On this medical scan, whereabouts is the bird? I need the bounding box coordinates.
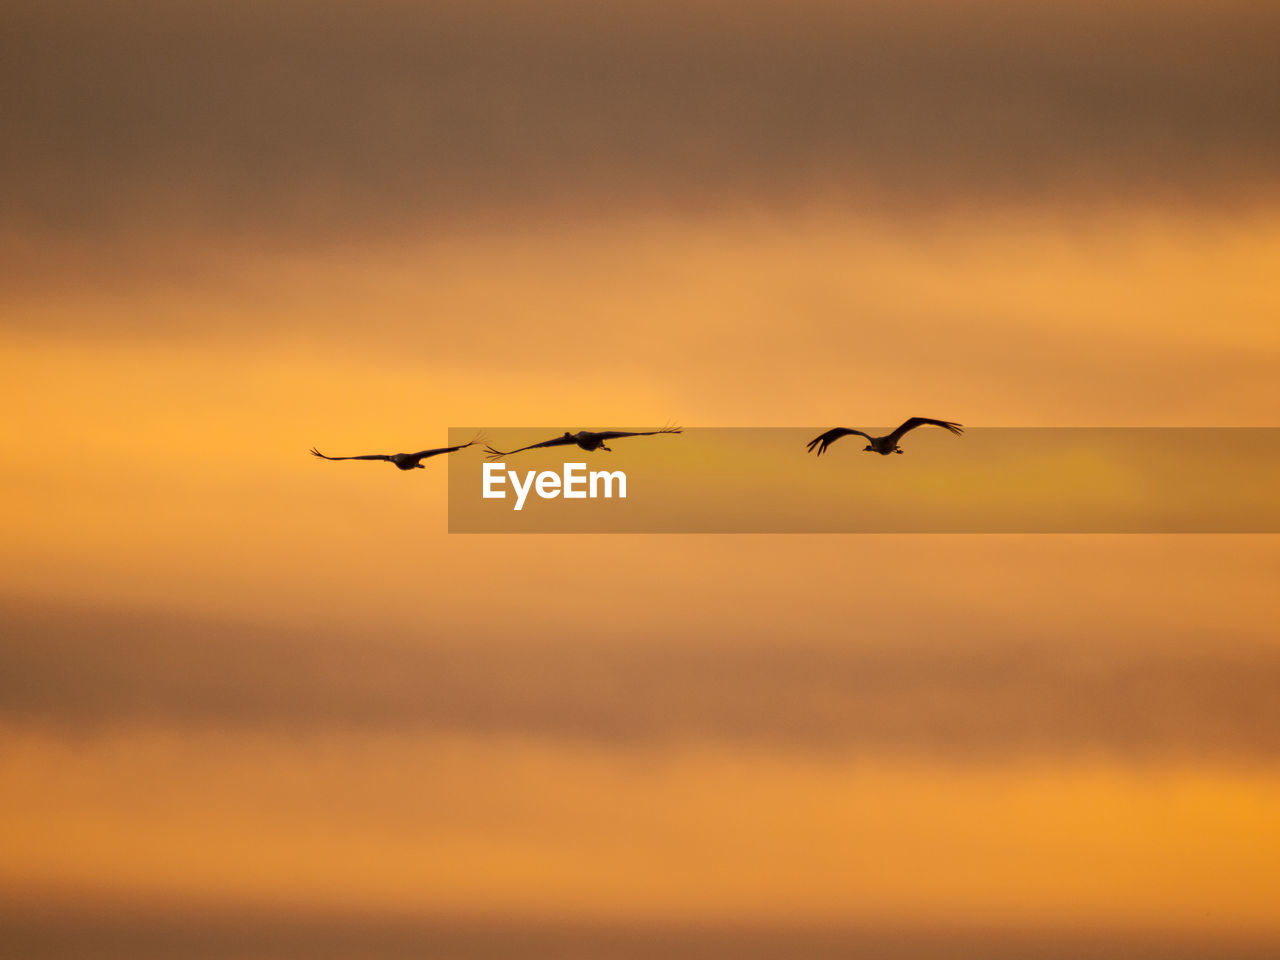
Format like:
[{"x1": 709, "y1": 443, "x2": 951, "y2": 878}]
[
  {"x1": 807, "y1": 417, "x2": 963, "y2": 456},
  {"x1": 484, "y1": 426, "x2": 681, "y2": 461},
  {"x1": 310, "y1": 434, "x2": 483, "y2": 471}
]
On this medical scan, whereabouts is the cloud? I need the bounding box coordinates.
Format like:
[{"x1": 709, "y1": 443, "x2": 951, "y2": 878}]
[
  {"x1": 5, "y1": 902, "x2": 1275, "y2": 960},
  {"x1": 4, "y1": 595, "x2": 1278, "y2": 759},
  {"x1": 3, "y1": 0, "x2": 1280, "y2": 242}
]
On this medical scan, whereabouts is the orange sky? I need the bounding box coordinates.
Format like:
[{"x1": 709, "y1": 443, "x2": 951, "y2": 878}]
[{"x1": 2, "y1": 2, "x2": 1279, "y2": 956}]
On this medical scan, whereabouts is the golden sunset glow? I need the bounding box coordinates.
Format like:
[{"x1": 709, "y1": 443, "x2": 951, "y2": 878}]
[{"x1": 3, "y1": 1, "x2": 1279, "y2": 956}]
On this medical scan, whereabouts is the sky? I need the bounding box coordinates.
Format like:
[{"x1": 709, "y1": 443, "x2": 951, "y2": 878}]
[{"x1": 2, "y1": 1, "x2": 1279, "y2": 956}]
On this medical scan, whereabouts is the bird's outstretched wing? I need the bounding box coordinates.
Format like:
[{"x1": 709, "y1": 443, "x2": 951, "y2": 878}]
[
  {"x1": 407, "y1": 433, "x2": 486, "y2": 462},
  {"x1": 310, "y1": 447, "x2": 392, "y2": 463},
  {"x1": 585, "y1": 426, "x2": 682, "y2": 442},
  {"x1": 806, "y1": 428, "x2": 872, "y2": 456},
  {"x1": 484, "y1": 434, "x2": 579, "y2": 461},
  {"x1": 884, "y1": 418, "x2": 964, "y2": 443}
]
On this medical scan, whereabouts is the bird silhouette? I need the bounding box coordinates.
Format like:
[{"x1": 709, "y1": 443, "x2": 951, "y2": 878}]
[
  {"x1": 808, "y1": 418, "x2": 963, "y2": 456},
  {"x1": 485, "y1": 426, "x2": 681, "y2": 461},
  {"x1": 310, "y1": 434, "x2": 483, "y2": 471}
]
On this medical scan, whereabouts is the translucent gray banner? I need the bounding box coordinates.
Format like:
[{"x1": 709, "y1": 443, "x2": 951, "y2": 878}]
[{"x1": 448, "y1": 428, "x2": 1280, "y2": 533}]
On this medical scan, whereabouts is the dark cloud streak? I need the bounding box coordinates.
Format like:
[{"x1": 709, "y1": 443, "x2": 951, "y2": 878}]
[
  {"x1": 6, "y1": 902, "x2": 1278, "y2": 960},
  {"x1": 4, "y1": 597, "x2": 1278, "y2": 760},
  {"x1": 3, "y1": 0, "x2": 1280, "y2": 241}
]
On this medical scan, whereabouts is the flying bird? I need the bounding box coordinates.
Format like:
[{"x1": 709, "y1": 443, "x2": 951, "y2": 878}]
[
  {"x1": 485, "y1": 426, "x2": 681, "y2": 461},
  {"x1": 310, "y1": 435, "x2": 483, "y2": 471},
  {"x1": 807, "y1": 417, "x2": 963, "y2": 457}
]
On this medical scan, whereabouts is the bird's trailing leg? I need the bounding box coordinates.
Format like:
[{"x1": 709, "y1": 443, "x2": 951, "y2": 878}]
[
  {"x1": 895, "y1": 449, "x2": 903, "y2": 454},
  {"x1": 601, "y1": 445, "x2": 612, "y2": 452}
]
